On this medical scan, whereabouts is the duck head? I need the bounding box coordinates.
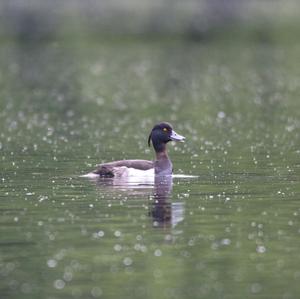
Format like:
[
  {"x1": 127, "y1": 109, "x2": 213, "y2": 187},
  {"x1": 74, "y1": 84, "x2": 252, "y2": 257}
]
[{"x1": 148, "y1": 122, "x2": 185, "y2": 153}]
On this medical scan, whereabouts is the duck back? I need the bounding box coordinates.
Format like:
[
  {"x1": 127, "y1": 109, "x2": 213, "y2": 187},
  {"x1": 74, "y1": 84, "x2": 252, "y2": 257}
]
[{"x1": 93, "y1": 159, "x2": 154, "y2": 177}]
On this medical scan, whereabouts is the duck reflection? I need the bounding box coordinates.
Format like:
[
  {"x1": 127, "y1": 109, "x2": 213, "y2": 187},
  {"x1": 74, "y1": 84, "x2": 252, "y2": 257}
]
[
  {"x1": 150, "y1": 175, "x2": 184, "y2": 228},
  {"x1": 87, "y1": 174, "x2": 184, "y2": 228}
]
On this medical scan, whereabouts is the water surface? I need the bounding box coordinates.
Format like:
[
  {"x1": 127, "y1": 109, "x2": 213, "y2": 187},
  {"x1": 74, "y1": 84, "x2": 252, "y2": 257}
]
[{"x1": 1, "y1": 38, "x2": 300, "y2": 299}]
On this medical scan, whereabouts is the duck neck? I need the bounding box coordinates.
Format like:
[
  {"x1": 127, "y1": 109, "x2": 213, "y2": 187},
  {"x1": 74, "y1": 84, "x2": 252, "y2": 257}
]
[
  {"x1": 152, "y1": 139, "x2": 167, "y2": 154},
  {"x1": 155, "y1": 146, "x2": 169, "y2": 161},
  {"x1": 154, "y1": 146, "x2": 172, "y2": 175}
]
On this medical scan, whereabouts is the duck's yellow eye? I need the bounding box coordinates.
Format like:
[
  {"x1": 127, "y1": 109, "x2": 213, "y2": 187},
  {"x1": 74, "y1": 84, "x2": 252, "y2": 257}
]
[{"x1": 163, "y1": 128, "x2": 168, "y2": 132}]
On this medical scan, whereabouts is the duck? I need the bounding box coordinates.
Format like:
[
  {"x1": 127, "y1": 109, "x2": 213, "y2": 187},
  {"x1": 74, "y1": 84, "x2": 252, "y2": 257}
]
[{"x1": 85, "y1": 122, "x2": 185, "y2": 178}]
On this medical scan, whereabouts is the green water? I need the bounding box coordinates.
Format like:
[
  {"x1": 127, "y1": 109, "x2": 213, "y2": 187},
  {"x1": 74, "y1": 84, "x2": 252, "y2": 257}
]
[{"x1": 1, "y1": 35, "x2": 300, "y2": 299}]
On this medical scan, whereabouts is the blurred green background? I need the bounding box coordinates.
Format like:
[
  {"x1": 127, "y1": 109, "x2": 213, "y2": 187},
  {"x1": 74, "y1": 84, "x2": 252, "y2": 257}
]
[
  {"x1": 1, "y1": 0, "x2": 300, "y2": 41},
  {"x1": 1, "y1": 1, "x2": 300, "y2": 299}
]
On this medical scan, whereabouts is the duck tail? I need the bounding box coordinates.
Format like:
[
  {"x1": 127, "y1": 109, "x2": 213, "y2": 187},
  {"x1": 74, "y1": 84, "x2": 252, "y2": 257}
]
[{"x1": 93, "y1": 165, "x2": 114, "y2": 177}]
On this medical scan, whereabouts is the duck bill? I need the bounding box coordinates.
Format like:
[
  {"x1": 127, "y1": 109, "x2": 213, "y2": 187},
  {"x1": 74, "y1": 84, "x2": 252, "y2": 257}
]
[{"x1": 170, "y1": 130, "x2": 185, "y2": 142}]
